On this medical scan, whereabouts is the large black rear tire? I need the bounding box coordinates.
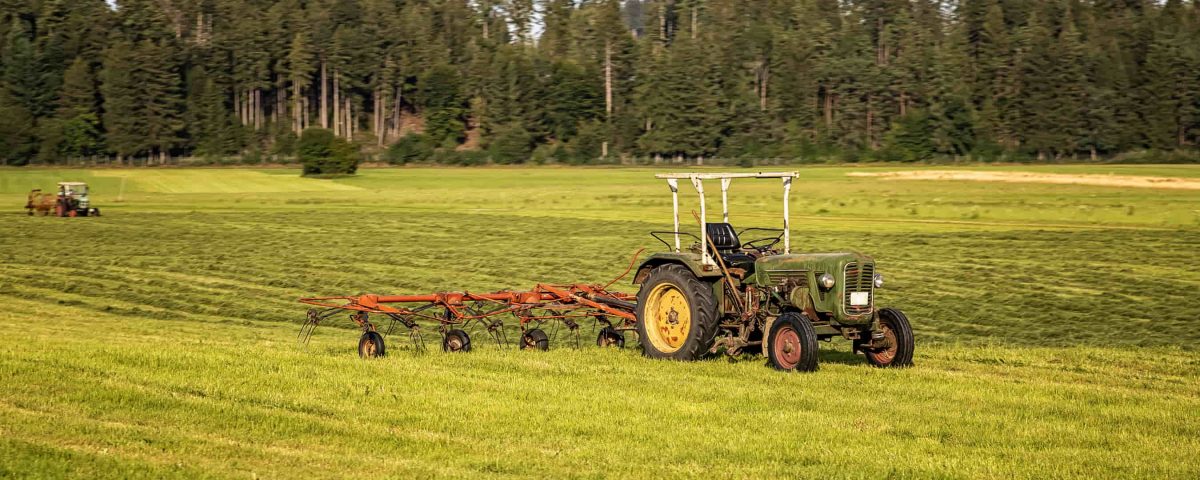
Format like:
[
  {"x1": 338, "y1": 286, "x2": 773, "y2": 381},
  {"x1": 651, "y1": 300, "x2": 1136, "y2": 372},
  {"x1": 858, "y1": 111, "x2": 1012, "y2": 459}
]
[
  {"x1": 767, "y1": 312, "x2": 819, "y2": 372},
  {"x1": 864, "y1": 308, "x2": 914, "y2": 368},
  {"x1": 635, "y1": 264, "x2": 719, "y2": 361}
]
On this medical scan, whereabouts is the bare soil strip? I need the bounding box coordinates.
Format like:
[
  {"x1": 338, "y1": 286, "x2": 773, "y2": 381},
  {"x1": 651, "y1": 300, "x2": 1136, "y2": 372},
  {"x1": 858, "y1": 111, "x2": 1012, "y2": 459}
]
[{"x1": 847, "y1": 170, "x2": 1200, "y2": 190}]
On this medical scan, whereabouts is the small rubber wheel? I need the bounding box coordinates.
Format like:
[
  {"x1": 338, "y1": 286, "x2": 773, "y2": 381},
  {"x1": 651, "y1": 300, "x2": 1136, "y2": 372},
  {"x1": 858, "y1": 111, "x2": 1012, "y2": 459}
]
[
  {"x1": 358, "y1": 331, "x2": 386, "y2": 358},
  {"x1": 864, "y1": 308, "x2": 914, "y2": 368},
  {"x1": 596, "y1": 327, "x2": 625, "y2": 348},
  {"x1": 520, "y1": 329, "x2": 549, "y2": 351},
  {"x1": 767, "y1": 312, "x2": 819, "y2": 372},
  {"x1": 442, "y1": 329, "x2": 472, "y2": 352}
]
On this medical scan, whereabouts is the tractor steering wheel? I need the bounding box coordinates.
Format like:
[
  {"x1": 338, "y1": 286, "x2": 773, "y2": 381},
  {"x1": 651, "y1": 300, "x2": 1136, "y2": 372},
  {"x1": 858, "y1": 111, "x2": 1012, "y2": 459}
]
[{"x1": 742, "y1": 236, "x2": 782, "y2": 253}]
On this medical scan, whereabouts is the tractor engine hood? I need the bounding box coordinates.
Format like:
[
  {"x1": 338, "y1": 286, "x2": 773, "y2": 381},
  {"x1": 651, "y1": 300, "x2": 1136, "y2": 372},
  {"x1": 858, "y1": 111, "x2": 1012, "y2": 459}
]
[
  {"x1": 754, "y1": 252, "x2": 874, "y2": 277},
  {"x1": 753, "y1": 252, "x2": 878, "y2": 324}
]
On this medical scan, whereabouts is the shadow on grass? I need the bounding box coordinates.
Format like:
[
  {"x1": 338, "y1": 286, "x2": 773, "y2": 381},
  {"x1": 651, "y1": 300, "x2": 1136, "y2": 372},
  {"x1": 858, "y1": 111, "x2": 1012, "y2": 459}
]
[{"x1": 818, "y1": 348, "x2": 870, "y2": 367}]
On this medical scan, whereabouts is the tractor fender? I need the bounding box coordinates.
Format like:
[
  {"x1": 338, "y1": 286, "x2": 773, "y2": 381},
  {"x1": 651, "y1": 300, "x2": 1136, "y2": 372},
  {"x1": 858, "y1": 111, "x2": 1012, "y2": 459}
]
[{"x1": 632, "y1": 254, "x2": 723, "y2": 285}]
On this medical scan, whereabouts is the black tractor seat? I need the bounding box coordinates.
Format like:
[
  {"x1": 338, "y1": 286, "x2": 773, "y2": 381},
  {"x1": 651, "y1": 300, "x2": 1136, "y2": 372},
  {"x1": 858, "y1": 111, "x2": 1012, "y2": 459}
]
[{"x1": 705, "y1": 223, "x2": 757, "y2": 273}]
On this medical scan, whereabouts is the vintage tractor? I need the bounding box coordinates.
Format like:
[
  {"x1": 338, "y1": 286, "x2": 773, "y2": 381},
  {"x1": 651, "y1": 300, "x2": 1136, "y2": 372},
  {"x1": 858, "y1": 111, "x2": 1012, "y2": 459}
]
[
  {"x1": 632, "y1": 172, "x2": 914, "y2": 371},
  {"x1": 33, "y1": 182, "x2": 101, "y2": 217}
]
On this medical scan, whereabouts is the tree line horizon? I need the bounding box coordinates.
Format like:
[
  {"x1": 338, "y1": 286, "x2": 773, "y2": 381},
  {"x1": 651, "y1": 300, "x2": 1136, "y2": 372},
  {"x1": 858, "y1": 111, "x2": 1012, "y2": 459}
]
[{"x1": 1, "y1": 0, "x2": 1198, "y2": 167}]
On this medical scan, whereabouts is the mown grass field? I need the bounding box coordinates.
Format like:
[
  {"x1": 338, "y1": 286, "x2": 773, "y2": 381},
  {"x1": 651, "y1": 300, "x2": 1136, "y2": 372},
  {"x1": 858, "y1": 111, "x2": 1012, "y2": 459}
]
[{"x1": 1, "y1": 165, "x2": 1198, "y2": 478}]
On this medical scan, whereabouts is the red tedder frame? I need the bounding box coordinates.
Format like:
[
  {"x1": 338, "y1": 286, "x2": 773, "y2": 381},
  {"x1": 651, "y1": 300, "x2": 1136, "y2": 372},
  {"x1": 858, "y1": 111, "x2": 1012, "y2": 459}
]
[{"x1": 298, "y1": 251, "x2": 643, "y2": 354}]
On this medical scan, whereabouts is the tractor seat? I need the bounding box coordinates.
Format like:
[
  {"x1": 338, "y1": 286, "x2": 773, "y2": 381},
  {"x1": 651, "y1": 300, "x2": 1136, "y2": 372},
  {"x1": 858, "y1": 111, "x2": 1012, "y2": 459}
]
[
  {"x1": 706, "y1": 223, "x2": 741, "y2": 252},
  {"x1": 706, "y1": 223, "x2": 756, "y2": 272}
]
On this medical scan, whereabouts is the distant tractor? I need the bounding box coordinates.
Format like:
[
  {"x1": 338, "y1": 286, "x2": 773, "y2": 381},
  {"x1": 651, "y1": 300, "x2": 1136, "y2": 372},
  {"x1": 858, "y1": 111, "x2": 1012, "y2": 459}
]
[
  {"x1": 633, "y1": 172, "x2": 914, "y2": 371},
  {"x1": 26, "y1": 182, "x2": 101, "y2": 217}
]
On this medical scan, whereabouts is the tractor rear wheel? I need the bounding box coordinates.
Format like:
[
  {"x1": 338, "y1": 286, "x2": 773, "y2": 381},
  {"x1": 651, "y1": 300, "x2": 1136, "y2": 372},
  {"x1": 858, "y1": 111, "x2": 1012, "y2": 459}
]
[
  {"x1": 767, "y1": 312, "x2": 819, "y2": 372},
  {"x1": 520, "y1": 328, "x2": 549, "y2": 351},
  {"x1": 596, "y1": 327, "x2": 625, "y2": 348},
  {"x1": 864, "y1": 308, "x2": 914, "y2": 368},
  {"x1": 358, "y1": 331, "x2": 386, "y2": 358},
  {"x1": 442, "y1": 329, "x2": 472, "y2": 353},
  {"x1": 636, "y1": 264, "x2": 719, "y2": 361}
]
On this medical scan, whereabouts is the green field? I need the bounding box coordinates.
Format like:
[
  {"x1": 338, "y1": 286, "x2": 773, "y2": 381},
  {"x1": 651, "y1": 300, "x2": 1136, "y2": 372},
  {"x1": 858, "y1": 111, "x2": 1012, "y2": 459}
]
[{"x1": 1, "y1": 165, "x2": 1198, "y2": 478}]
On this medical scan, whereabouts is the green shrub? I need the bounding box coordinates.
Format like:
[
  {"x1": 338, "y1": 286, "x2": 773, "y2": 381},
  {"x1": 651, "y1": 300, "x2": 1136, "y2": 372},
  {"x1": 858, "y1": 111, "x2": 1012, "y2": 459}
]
[
  {"x1": 486, "y1": 123, "x2": 533, "y2": 164},
  {"x1": 298, "y1": 128, "x2": 359, "y2": 176},
  {"x1": 384, "y1": 134, "x2": 433, "y2": 164}
]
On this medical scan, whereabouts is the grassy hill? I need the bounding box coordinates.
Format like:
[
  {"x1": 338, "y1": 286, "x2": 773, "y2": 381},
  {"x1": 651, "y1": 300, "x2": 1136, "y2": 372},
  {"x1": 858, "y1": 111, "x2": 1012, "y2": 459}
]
[{"x1": 1, "y1": 165, "x2": 1198, "y2": 478}]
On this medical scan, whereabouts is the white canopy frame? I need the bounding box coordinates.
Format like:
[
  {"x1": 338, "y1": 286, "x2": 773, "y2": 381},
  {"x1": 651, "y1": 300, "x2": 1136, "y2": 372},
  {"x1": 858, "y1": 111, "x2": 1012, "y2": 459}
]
[{"x1": 654, "y1": 172, "x2": 799, "y2": 265}]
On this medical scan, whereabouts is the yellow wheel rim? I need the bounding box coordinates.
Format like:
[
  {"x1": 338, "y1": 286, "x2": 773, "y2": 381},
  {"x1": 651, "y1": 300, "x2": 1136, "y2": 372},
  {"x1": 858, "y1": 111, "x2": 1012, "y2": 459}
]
[{"x1": 642, "y1": 283, "x2": 691, "y2": 353}]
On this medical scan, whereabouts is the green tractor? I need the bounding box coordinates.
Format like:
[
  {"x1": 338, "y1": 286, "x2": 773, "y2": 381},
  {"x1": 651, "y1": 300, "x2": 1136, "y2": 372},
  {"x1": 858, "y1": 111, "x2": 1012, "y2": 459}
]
[{"x1": 633, "y1": 172, "x2": 913, "y2": 371}]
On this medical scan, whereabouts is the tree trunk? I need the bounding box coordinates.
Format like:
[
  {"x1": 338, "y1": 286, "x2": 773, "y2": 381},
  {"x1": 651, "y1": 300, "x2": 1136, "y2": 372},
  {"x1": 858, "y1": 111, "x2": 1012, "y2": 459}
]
[
  {"x1": 236, "y1": 90, "x2": 243, "y2": 126},
  {"x1": 320, "y1": 60, "x2": 329, "y2": 129},
  {"x1": 253, "y1": 88, "x2": 262, "y2": 131},
  {"x1": 375, "y1": 87, "x2": 383, "y2": 146},
  {"x1": 604, "y1": 40, "x2": 613, "y2": 120},
  {"x1": 345, "y1": 97, "x2": 353, "y2": 140},
  {"x1": 293, "y1": 79, "x2": 302, "y2": 135},
  {"x1": 823, "y1": 89, "x2": 833, "y2": 129},
  {"x1": 691, "y1": 5, "x2": 697, "y2": 40},
  {"x1": 759, "y1": 63, "x2": 768, "y2": 111},
  {"x1": 302, "y1": 96, "x2": 310, "y2": 131},
  {"x1": 866, "y1": 94, "x2": 875, "y2": 149},
  {"x1": 333, "y1": 71, "x2": 341, "y2": 137},
  {"x1": 393, "y1": 85, "x2": 402, "y2": 140}
]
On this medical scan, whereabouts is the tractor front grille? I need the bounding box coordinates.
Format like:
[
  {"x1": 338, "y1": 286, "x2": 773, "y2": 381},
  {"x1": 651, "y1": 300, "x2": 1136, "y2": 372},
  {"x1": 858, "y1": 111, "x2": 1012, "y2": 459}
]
[
  {"x1": 765, "y1": 269, "x2": 808, "y2": 291},
  {"x1": 843, "y1": 262, "x2": 874, "y2": 315}
]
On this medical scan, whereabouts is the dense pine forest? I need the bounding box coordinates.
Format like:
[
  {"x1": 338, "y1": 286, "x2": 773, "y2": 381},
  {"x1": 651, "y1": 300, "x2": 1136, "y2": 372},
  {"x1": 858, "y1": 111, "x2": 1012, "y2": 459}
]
[{"x1": 1, "y1": 0, "x2": 1198, "y2": 166}]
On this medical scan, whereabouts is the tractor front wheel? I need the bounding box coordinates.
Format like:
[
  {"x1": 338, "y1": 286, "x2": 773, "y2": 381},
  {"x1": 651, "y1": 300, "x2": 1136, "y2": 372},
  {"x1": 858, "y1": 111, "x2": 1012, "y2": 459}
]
[
  {"x1": 767, "y1": 312, "x2": 819, "y2": 372},
  {"x1": 358, "y1": 331, "x2": 386, "y2": 358},
  {"x1": 636, "y1": 264, "x2": 719, "y2": 361},
  {"x1": 863, "y1": 308, "x2": 914, "y2": 368}
]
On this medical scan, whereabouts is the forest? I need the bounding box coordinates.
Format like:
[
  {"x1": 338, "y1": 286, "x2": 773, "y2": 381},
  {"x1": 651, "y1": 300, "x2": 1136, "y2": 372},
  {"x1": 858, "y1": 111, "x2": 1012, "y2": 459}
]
[{"x1": 0, "y1": 0, "x2": 1198, "y2": 166}]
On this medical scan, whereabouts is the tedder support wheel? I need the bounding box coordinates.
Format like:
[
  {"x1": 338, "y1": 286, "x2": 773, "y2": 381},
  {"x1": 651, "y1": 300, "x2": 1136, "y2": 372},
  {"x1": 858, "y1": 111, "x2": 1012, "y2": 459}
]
[
  {"x1": 864, "y1": 308, "x2": 915, "y2": 368},
  {"x1": 520, "y1": 329, "x2": 550, "y2": 351},
  {"x1": 442, "y1": 329, "x2": 472, "y2": 353},
  {"x1": 358, "y1": 331, "x2": 386, "y2": 358},
  {"x1": 636, "y1": 264, "x2": 719, "y2": 361},
  {"x1": 596, "y1": 327, "x2": 625, "y2": 348},
  {"x1": 767, "y1": 312, "x2": 819, "y2": 372}
]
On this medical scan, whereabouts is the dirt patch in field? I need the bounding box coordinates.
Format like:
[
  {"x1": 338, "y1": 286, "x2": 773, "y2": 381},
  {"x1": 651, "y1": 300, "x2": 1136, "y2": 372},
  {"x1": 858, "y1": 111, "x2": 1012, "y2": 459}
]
[{"x1": 847, "y1": 170, "x2": 1200, "y2": 190}]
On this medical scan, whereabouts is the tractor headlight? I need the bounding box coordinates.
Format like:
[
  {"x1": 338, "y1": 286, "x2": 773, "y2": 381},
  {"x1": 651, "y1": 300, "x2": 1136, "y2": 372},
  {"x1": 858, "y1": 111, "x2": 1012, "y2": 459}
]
[
  {"x1": 818, "y1": 273, "x2": 836, "y2": 289},
  {"x1": 873, "y1": 274, "x2": 884, "y2": 288}
]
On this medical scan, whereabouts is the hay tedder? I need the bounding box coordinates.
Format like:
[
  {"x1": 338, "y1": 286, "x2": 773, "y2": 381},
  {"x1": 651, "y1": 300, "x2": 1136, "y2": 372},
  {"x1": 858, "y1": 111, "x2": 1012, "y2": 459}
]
[
  {"x1": 299, "y1": 274, "x2": 641, "y2": 356},
  {"x1": 300, "y1": 171, "x2": 914, "y2": 371}
]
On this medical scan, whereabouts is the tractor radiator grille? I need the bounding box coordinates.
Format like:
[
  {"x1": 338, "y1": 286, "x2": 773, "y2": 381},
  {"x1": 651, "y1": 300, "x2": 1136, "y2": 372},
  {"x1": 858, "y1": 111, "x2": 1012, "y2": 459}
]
[
  {"x1": 843, "y1": 262, "x2": 874, "y2": 315},
  {"x1": 765, "y1": 270, "x2": 808, "y2": 290}
]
